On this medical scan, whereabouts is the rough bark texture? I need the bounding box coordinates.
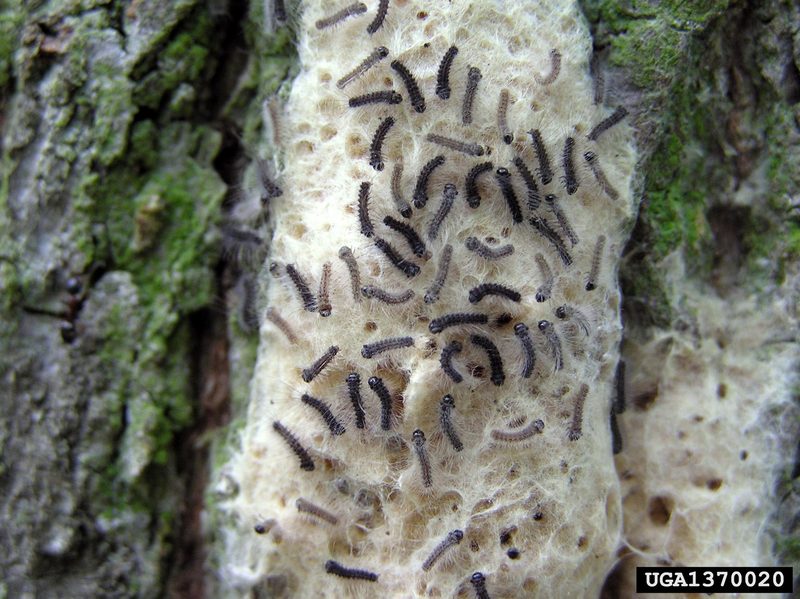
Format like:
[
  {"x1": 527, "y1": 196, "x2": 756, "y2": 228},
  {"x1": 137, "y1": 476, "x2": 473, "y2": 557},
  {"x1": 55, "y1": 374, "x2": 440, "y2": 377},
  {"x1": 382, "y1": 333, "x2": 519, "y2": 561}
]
[{"x1": 0, "y1": 0, "x2": 797, "y2": 597}]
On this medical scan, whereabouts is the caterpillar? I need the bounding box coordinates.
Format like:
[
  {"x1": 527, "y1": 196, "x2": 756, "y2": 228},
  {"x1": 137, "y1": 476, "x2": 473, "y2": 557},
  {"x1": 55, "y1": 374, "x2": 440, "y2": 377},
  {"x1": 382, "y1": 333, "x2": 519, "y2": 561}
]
[
  {"x1": 256, "y1": 157, "x2": 283, "y2": 202},
  {"x1": 428, "y1": 184, "x2": 457, "y2": 240},
  {"x1": 534, "y1": 253, "x2": 554, "y2": 302},
  {"x1": 494, "y1": 167, "x2": 523, "y2": 223},
  {"x1": 586, "y1": 235, "x2": 606, "y2": 291},
  {"x1": 614, "y1": 360, "x2": 626, "y2": 414},
  {"x1": 296, "y1": 497, "x2": 339, "y2": 525},
  {"x1": 465, "y1": 237, "x2": 514, "y2": 260},
  {"x1": 528, "y1": 217, "x2": 573, "y2": 266},
  {"x1": 383, "y1": 215, "x2": 426, "y2": 257},
  {"x1": 497, "y1": 89, "x2": 513, "y2": 144},
  {"x1": 424, "y1": 243, "x2": 453, "y2": 304},
  {"x1": 465, "y1": 161, "x2": 494, "y2": 208},
  {"x1": 555, "y1": 304, "x2": 591, "y2": 336},
  {"x1": 373, "y1": 237, "x2": 421, "y2": 278},
  {"x1": 337, "y1": 46, "x2": 389, "y2": 89},
  {"x1": 429, "y1": 312, "x2": 488, "y2": 334},
  {"x1": 534, "y1": 48, "x2": 561, "y2": 86},
  {"x1": 361, "y1": 284, "x2": 415, "y2": 304},
  {"x1": 462, "y1": 66, "x2": 482, "y2": 124},
  {"x1": 439, "y1": 394, "x2": 463, "y2": 451},
  {"x1": 301, "y1": 393, "x2": 347, "y2": 435},
  {"x1": 436, "y1": 45, "x2": 459, "y2": 99},
  {"x1": 302, "y1": 345, "x2": 339, "y2": 382},
  {"x1": 412, "y1": 429, "x2": 433, "y2": 487},
  {"x1": 272, "y1": 421, "x2": 315, "y2": 471},
  {"x1": 391, "y1": 59, "x2": 426, "y2": 113},
  {"x1": 567, "y1": 383, "x2": 590, "y2": 441},
  {"x1": 544, "y1": 194, "x2": 579, "y2": 246},
  {"x1": 468, "y1": 282, "x2": 522, "y2": 304},
  {"x1": 390, "y1": 163, "x2": 412, "y2": 218},
  {"x1": 366, "y1": 0, "x2": 389, "y2": 34},
  {"x1": 337, "y1": 246, "x2": 362, "y2": 302},
  {"x1": 265, "y1": 306, "x2": 298, "y2": 343},
  {"x1": 491, "y1": 418, "x2": 545, "y2": 441},
  {"x1": 349, "y1": 90, "x2": 403, "y2": 107},
  {"x1": 422, "y1": 529, "x2": 463, "y2": 571},
  {"x1": 587, "y1": 106, "x2": 628, "y2": 141},
  {"x1": 413, "y1": 155, "x2": 446, "y2": 208},
  {"x1": 470, "y1": 334, "x2": 505, "y2": 386},
  {"x1": 368, "y1": 376, "x2": 394, "y2": 430},
  {"x1": 315, "y1": 3, "x2": 368, "y2": 29},
  {"x1": 369, "y1": 117, "x2": 395, "y2": 171},
  {"x1": 285, "y1": 263, "x2": 318, "y2": 312},
  {"x1": 561, "y1": 136, "x2": 578, "y2": 195},
  {"x1": 527, "y1": 129, "x2": 553, "y2": 185},
  {"x1": 513, "y1": 323, "x2": 535, "y2": 378},
  {"x1": 584, "y1": 151, "x2": 619, "y2": 200},
  {"x1": 471, "y1": 572, "x2": 492, "y2": 599},
  {"x1": 324, "y1": 560, "x2": 379, "y2": 582},
  {"x1": 346, "y1": 372, "x2": 366, "y2": 429},
  {"x1": 439, "y1": 340, "x2": 464, "y2": 383},
  {"x1": 361, "y1": 336, "x2": 414, "y2": 358},
  {"x1": 426, "y1": 133, "x2": 484, "y2": 157},
  {"x1": 538, "y1": 320, "x2": 563, "y2": 372},
  {"x1": 513, "y1": 156, "x2": 541, "y2": 211},
  {"x1": 317, "y1": 262, "x2": 332, "y2": 317}
]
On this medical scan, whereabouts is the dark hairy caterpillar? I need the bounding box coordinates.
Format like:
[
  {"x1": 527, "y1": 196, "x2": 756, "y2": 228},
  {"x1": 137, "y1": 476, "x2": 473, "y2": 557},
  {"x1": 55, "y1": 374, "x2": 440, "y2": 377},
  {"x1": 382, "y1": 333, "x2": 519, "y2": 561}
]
[
  {"x1": 324, "y1": 560, "x2": 379, "y2": 582},
  {"x1": 513, "y1": 323, "x2": 535, "y2": 378},
  {"x1": 495, "y1": 168, "x2": 523, "y2": 223},
  {"x1": 586, "y1": 235, "x2": 606, "y2": 291},
  {"x1": 285, "y1": 263, "x2": 318, "y2": 312},
  {"x1": 439, "y1": 394, "x2": 463, "y2": 451},
  {"x1": 265, "y1": 307, "x2": 298, "y2": 343},
  {"x1": 436, "y1": 45, "x2": 459, "y2": 99},
  {"x1": 584, "y1": 151, "x2": 619, "y2": 200},
  {"x1": 470, "y1": 334, "x2": 505, "y2": 386},
  {"x1": 369, "y1": 117, "x2": 395, "y2": 171},
  {"x1": 544, "y1": 194, "x2": 579, "y2": 246},
  {"x1": 429, "y1": 312, "x2": 488, "y2": 334},
  {"x1": 347, "y1": 372, "x2": 366, "y2": 429},
  {"x1": 317, "y1": 262, "x2": 332, "y2": 317},
  {"x1": 302, "y1": 345, "x2": 339, "y2": 382},
  {"x1": 361, "y1": 336, "x2": 414, "y2": 358},
  {"x1": 383, "y1": 215, "x2": 426, "y2": 257},
  {"x1": 391, "y1": 59, "x2": 426, "y2": 113},
  {"x1": 368, "y1": 376, "x2": 394, "y2": 430},
  {"x1": 468, "y1": 282, "x2": 521, "y2": 304},
  {"x1": 561, "y1": 136, "x2": 578, "y2": 195},
  {"x1": 538, "y1": 319, "x2": 563, "y2": 372},
  {"x1": 567, "y1": 383, "x2": 590, "y2": 440},
  {"x1": 513, "y1": 156, "x2": 541, "y2": 210},
  {"x1": 465, "y1": 161, "x2": 493, "y2": 209},
  {"x1": 534, "y1": 253, "x2": 554, "y2": 302},
  {"x1": 529, "y1": 217, "x2": 573, "y2": 266},
  {"x1": 587, "y1": 106, "x2": 628, "y2": 141},
  {"x1": 439, "y1": 340, "x2": 464, "y2": 383},
  {"x1": 413, "y1": 155, "x2": 446, "y2": 208},
  {"x1": 273, "y1": 421, "x2": 315, "y2": 471},
  {"x1": 373, "y1": 237, "x2": 420, "y2": 278},
  {"x1": 366, "y1": 0, "x2": 389, "y2": 34},
  {"x1": 349, "y1": 90, "x2": 402, "y2": 107},
  {"x1": 528, "y1": 129, "x2": 553, "y2": 185},
  {"x1": 301, "y1": 393, "x2": 346, "y2": 435},
  {"x1": 471, "y1": 572, "x2": 492, "y2": 599}
]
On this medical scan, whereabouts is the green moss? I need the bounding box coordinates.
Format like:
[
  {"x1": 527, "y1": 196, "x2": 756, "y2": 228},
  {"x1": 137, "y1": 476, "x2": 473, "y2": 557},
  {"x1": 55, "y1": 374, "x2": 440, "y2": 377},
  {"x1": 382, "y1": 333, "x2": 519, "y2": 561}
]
[{"x1": 0, "y1": 1, "x2": 23, "y2": 93}]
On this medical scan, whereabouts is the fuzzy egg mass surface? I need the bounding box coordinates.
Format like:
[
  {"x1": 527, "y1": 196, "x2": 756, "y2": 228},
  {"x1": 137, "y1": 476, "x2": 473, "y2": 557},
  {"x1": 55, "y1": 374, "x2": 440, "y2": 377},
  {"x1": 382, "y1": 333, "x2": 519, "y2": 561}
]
[{"x1": 222, "y1": 1, "x2": 636, "y2": 596}]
